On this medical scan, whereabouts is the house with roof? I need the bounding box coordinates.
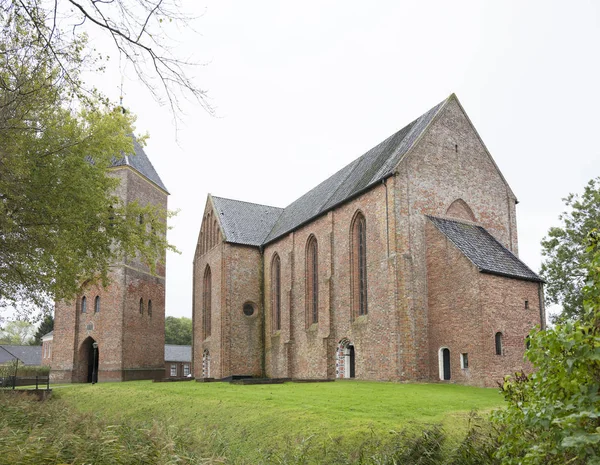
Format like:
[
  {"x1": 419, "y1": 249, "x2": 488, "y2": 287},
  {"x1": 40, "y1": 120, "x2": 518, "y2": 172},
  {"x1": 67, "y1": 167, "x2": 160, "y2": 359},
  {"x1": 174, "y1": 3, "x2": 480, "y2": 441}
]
[
  {"x1": 0, "y1": 345, "x2": 43, "y2": 367},
  {"x1": 165, "y1": 344, "x2": 192, "y2": 378},
  {"x1": 192, "y1": 94, "x2": 545, "y2": 387}
]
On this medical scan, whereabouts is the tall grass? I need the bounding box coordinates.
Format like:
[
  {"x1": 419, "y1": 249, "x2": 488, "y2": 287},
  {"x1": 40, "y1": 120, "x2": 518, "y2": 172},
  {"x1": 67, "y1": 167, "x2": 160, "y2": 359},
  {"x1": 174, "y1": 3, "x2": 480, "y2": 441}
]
[
  {"x1": 0, "y1": 390, "x2": 501, "y2": 464},
  {"x1": 0, "y1": 392, "x2": 223, "y2": 464}
]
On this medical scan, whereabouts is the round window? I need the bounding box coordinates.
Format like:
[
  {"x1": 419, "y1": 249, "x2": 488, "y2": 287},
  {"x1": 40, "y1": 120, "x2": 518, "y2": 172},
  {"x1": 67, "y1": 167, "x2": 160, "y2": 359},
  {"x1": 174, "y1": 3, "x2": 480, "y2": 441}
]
[{"x1": 243, "y1": 303, "x2": 255, "y2": 316}]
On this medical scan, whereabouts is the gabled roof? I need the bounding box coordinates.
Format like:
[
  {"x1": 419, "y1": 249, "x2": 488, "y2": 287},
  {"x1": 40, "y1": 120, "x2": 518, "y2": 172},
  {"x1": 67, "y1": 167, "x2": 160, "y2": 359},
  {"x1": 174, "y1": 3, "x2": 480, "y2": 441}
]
[
  {"x1": 111, "y1": 138, "x2": 168, "y2": 193},
  {"x1": 164, "y1": 344, "x2": 191, "y2": 363},
  {"x1": 427, "y1": 216, "x2": 543, "y2": 282},
  {"x1": 212, "y1": 96, "x2": 449, "y2": 247},
  {"x1": 211, "y1": 196, "x2": 283, "y2": 247},
  {"x1": 264, "y1": 98, "x2": 447, "y2": 243},
  {"x1": 0, "y1": 345, "x2": 42, "y2": 366}
]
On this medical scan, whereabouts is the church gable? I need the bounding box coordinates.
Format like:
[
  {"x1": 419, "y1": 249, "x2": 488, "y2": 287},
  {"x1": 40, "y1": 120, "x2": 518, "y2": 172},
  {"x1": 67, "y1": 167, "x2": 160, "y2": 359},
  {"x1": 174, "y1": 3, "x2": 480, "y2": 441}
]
[{"x1": 197, "y1": 197, "x2": 223, "y2": 257}]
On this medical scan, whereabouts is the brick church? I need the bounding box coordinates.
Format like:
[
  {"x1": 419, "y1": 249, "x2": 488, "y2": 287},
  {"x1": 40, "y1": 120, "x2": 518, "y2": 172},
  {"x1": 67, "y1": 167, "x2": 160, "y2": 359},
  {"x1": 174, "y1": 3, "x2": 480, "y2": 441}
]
[
  {"x1": 51, "y1": 140, "x2": 168, "y2": 383},
  {"x1": 193, "y1": 94, "x2": 545, "y2": 387}
]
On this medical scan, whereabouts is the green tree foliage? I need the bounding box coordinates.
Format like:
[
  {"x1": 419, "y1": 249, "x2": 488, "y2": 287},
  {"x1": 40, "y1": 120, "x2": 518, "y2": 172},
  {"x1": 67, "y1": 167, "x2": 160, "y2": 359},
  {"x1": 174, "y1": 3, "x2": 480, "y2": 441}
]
[
  {"x1": 165, "y1": 316, "x2": 192, "y2": 345},
  {"x1": 0, "y1": 320, "x2": 35, "y2": 344},
  {"x1": 32, "y1": 314, "x2": 53, "y2": 345},
  {"x1": 540, "y1": 177, "x2": 600, "y2": 321},
  {"x1": 493, "y1": 230, "x2": 600, "y2": 464},
  {"x1": 0, "y1": 2, "x2": 177, "y2": 315}
]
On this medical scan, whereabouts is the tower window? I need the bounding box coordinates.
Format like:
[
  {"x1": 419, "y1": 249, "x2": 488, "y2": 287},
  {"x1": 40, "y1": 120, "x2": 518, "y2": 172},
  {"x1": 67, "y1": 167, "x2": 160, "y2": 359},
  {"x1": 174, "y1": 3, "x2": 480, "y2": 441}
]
[
  {"x1": 139, "y1": 298, "x2": 144, "y2": 315},
  {"x1": 148, "y1": 300, "x2": 152, "y2": 317},
  {"x1": 81, "y1": 296, "x2": 87, "y2": 313},
  {"x1": 94, "y1": 296, "x2": 100, "y2": 313},
  {"x1": 495, "y1": 332, "x2": 503, "y2": 355}
]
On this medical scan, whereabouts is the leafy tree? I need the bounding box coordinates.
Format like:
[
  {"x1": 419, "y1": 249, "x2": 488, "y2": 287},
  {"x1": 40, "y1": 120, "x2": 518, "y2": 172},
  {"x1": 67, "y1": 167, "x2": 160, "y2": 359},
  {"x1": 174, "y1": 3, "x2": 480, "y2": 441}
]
[
  {"x1": 493, "y1": 230, "x2": 600, "y2": 464},
  {"x1": 540, "y1": 177, "x2": 600, "y2": 321},
  {"x1": 0, "y1": 2, "x2": 177, "y2": 316},
  {"x1": 0, "y1": 320, "x2": 35, "y2": 344},
  {"x1": 165, "y1": 316, "x2": 192, "y2": 345},
  {"x1": 32, "y1": 314, "x2": 54, "y2": 345}
]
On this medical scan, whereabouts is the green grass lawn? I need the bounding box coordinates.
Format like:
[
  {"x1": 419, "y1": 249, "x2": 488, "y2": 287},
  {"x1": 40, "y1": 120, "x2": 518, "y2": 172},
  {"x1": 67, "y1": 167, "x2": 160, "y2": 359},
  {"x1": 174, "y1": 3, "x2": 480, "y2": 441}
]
[{"x1": 54, "y1": 380, "x2": 503, "y2": 463}]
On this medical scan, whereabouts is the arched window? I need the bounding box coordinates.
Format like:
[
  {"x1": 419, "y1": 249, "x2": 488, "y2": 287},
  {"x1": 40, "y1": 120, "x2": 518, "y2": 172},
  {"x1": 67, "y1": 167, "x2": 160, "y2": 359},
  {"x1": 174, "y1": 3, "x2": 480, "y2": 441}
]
[
  {"x1": 81, "y1": 296, "x2": 87, "y2": 313},
  {"x1": 94, "y1": 296, "x2": 100, "y2": 313},
  {"x1": 271, "y1": 254, "x2": 281, "y2": 331},
  {"x1": 351, "y1": 212, "x2": 367, "y2": 317},
  {"x1": 139, "y1": 298, "x2": 144, "y2": 315},
  {"x1": 207, "y1": 213, "x2": 213, "y2": 249},
  {"x1": 203, "y1": 265, "x2": 212, "y2": 338},
  {"x1": 148, "y1": 300, "x2": 152, "y2": 317},
  {"x1": 495, "y1": 332, "x2": 503, "y2": 355},
  {"x1": 306, "y1": 235, "x2": 318, "y2": 326}
]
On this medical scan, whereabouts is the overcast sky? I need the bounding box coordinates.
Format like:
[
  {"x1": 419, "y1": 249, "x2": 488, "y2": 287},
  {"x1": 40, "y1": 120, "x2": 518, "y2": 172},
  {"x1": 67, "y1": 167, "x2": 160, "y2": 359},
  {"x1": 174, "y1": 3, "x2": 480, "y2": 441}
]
[{"x1": 88, "y1": 0, "x2": 600, "y2": 319}]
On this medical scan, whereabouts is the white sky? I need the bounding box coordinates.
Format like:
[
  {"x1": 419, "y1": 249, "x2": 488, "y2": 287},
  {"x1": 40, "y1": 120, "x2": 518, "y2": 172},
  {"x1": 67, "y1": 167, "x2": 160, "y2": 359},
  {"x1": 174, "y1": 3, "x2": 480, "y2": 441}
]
[{"x1": 88, "y1": 0, "x2": 600, "y2": 318}]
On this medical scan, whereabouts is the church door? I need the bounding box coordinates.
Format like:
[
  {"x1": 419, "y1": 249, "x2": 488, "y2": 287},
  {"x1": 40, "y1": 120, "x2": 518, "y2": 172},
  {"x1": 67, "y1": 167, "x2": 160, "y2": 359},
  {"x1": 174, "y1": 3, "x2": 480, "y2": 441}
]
[
  {"x1": 442, "y1": 348, "x2": 451, "y2": 380},
  {"x1": 83, "y1": 338, "x2": 99, "y2": 383},
  {"x1": 349, "y1": 345, "x2": 355, "y2": 378}
]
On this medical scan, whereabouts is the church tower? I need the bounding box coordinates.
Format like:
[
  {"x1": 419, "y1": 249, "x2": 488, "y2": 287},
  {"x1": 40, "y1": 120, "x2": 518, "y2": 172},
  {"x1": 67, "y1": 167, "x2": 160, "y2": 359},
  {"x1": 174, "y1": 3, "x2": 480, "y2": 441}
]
[{"x1": 51, "y1": 140, "x2": 168, "y2": 383}]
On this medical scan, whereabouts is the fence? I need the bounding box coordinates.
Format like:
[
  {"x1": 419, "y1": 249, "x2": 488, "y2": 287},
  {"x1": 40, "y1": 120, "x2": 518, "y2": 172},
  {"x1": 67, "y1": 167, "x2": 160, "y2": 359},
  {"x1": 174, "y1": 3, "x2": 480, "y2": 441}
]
[
  {"x1": 0, "y1": 347, "x2": 51, "y2": 392},
  {"x1": 0, "y1": 375, "x2": 50, "y2": 391}
]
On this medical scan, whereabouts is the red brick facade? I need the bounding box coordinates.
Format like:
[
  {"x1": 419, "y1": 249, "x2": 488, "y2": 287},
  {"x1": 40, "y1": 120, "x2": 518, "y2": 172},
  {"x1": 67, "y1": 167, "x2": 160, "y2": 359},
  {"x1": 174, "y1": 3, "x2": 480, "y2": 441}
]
[
  {"x1": 193, "y1": 95, "x2": 545, "y2": 386},
  {"x1": 51, "y1": 165, "x2": 167, "y2": 383}
]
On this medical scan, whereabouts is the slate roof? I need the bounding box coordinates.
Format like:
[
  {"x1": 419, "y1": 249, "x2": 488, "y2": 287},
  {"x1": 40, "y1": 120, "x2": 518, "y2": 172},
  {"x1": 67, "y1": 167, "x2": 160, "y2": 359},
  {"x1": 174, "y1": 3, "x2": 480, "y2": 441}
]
[
  {"x1": 0, "y1": 345, "x2": 42, "y2": 366},
  {"x1": 213, "y1": 96, "x2": 448, "y2": 246},
  {"x1": 111, "y1": 138, "x2": 168, "y2": 193},
  {"x1": 164, "y1": 344, "x2": 191, "y2": 363},
  {"x1": 427, "y1": 216, "x2": 543, "y2": 282},
  {"x1": 211, "y1": 196, "x2": 283, "y2": 247}
]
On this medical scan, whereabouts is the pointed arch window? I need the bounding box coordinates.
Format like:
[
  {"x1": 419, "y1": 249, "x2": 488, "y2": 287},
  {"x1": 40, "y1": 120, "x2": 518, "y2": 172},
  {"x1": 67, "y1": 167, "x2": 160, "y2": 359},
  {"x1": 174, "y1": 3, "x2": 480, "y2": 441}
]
[
  {"x1": 203, "y1": 265, "x2": 212, "y2": 338},
  {"x1": 271, "y1": 254, "x2": 281, "y2": 331},
  {"x1": 306, "y1": 236, "x2": 319, "y2": 326},
  {"x1": 148, "y1": 300, "x2": 152, "y2": 317},
  {"x1": 81, "y1": 296, "x2": 87, "y2": 313},
  {"x1": 351, "y1": 212, "x2": 368, "y2": 317},
  {"x1": 139, "y1": 298, "x2": 144, "y2": 315},
  {"x1": 94, "y1": 296, "x2": 100, "y2": 313}
]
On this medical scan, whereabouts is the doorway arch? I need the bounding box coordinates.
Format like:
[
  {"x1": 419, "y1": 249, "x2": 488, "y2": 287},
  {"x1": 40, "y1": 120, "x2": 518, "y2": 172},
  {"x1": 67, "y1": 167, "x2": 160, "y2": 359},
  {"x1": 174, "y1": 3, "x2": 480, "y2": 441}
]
[
  {"x1": 438, "y1": 347, "x2": 451, "y2": 380},
  {"x1": 202, "y1": 350, "x2": 211, "y2": 378},
  {"x1": 78, "y1": 337, "x2": 99, "y2": 383},
  {"x1": 336, "y1": 339, "x2": 356, "y2": 379}
]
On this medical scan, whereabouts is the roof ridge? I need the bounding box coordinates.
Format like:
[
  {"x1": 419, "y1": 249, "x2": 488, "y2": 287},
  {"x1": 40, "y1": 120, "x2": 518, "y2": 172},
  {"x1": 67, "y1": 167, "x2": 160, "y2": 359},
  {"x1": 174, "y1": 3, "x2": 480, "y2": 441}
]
[{"x1": 211, "y1": 195, "x2": 282, "y2": 211}]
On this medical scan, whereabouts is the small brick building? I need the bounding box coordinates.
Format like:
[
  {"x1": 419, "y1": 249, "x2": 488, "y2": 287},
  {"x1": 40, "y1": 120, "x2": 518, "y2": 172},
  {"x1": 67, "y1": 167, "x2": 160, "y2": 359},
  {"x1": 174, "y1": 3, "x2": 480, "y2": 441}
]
[
  {"x1": 51, "y1": 140, "x2": 167, "y2": 383},
  {"x1": 192, "y1": 94, "x2": 545, "y2": 387}
]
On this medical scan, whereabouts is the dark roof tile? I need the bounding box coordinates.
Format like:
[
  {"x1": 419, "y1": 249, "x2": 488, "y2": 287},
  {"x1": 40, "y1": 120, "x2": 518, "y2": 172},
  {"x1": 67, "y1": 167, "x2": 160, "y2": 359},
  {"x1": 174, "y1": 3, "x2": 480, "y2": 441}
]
[
  {"x1": 111, "y1": 138, "x2": 168, "y2": 193},
  {"x1": 212, "y1": 196, "x2": 283, "y2": 247},
  {"x1": 210, "y1": 96, "x2": 448, "y2": 247},
  {"x1": 164, "y1": 344, "x2": 191, "y2": 363},
  {"x1": 0, "y1": 345, "x2": 42, "y2": 366},
  {"x1": 427, "y1": 216, "x2": 542, "y2": 282}
]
